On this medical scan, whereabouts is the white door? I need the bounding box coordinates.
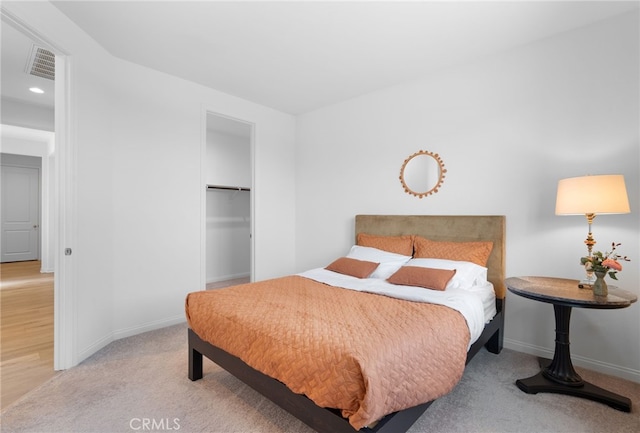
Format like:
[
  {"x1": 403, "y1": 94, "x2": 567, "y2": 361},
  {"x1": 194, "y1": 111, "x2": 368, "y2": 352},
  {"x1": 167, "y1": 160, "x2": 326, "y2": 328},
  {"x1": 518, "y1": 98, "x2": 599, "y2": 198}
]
[{"x1": 1, "y1": 165, "x2": 40, "y2": 262}]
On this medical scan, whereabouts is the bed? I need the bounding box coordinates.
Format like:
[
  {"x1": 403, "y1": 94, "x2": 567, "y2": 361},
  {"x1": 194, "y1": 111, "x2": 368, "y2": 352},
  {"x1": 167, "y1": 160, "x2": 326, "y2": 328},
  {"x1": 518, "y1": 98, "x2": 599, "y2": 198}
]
[{"x1": 186, "y1": 215, "x2": 506, "y2": 433}]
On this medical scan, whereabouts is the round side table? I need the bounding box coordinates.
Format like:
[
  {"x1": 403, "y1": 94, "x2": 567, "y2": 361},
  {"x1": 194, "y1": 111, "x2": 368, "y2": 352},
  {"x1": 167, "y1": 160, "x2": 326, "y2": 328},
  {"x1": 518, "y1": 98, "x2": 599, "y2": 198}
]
[{"x1": 505, "y1": 276, "x2": 637, "y2": 412}]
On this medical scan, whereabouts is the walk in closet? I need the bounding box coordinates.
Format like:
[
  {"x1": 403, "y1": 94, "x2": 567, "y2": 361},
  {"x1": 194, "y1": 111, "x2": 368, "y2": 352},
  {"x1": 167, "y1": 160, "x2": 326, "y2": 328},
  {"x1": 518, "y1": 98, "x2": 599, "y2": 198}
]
[{"x1": 205, "y1": 113, "x2": 252, "y2": 287}]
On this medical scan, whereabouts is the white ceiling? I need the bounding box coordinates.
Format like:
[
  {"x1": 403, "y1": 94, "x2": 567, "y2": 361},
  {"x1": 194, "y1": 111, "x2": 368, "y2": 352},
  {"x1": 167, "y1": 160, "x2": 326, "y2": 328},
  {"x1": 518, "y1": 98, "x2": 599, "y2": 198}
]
[
  {"x1": 3, "y1": 1, "x2": 639, "y2": 116},
  {"x1": 50, "y1": 0, "x2": 638, "y2": 114},
  {"x1": 1, "y1": 22, "x2": 55, "y2": 108}
]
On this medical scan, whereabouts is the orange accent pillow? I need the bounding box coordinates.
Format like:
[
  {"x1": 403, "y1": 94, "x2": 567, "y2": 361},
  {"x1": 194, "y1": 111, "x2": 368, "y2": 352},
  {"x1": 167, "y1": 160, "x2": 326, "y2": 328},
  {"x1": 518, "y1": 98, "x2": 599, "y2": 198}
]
[
  {"x1": 356, "y1": 233, "x2": 414, "y2": 256},
  {"x1": 325, "y1": 257, "x2": 379, "y2": 279},
  {"x1": 413, "y1": 236, "x2": 493, "y2": 266},
  {"x1": 387, "y1": 266, "x2": 456, "y2": 291}
]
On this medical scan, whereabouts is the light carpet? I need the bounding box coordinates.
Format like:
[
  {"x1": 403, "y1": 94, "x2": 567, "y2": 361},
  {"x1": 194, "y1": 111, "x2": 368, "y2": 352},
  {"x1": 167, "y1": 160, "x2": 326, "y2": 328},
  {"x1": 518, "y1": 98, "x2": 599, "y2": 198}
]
[{"x1": 1, "y1": 323, "x2": 638, "y2": 433}]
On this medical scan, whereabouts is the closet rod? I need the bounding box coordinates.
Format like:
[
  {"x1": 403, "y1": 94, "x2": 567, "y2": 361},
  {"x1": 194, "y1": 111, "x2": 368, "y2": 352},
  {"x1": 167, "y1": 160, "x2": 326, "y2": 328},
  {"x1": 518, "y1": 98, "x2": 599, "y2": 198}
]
[{"x1": 206, "y1": 184, "x2": 251, "y2": 192}]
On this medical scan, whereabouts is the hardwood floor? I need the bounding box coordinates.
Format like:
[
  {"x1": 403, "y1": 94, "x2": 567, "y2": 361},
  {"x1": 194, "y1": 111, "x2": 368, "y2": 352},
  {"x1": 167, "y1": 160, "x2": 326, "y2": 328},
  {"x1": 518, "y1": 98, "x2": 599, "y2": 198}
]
[{"x1": 1, "y1": 260, "x2": 56, "y2": 410}]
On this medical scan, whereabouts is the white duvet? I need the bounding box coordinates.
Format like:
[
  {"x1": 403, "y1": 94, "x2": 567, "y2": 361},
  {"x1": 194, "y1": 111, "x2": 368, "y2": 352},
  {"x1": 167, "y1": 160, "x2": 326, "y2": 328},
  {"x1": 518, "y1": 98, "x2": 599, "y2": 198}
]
[{"x1": 298, "y1": 268, "x2": 496, "y2": 346}]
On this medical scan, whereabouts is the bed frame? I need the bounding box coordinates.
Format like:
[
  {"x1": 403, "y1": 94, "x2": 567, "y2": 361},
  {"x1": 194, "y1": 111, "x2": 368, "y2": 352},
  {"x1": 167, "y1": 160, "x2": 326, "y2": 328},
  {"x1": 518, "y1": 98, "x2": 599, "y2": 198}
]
[{"x1": 189, "y1": 215, "x2": 506, "y2": 433}]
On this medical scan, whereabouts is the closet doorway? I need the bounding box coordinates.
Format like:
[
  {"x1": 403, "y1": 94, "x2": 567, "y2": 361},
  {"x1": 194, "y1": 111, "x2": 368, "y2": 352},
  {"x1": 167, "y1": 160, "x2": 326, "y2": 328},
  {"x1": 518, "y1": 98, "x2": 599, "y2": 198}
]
[{"x1": 205, "y1": 112, "x2": 253, "y2": 289}]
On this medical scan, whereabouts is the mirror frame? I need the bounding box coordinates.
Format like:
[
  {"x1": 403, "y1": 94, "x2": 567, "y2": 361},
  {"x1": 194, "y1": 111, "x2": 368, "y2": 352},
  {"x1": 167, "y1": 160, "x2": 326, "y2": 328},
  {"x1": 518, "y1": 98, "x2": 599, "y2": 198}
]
[{"x1": 399, "y1": 150, "x2": 446, "y2": 199}]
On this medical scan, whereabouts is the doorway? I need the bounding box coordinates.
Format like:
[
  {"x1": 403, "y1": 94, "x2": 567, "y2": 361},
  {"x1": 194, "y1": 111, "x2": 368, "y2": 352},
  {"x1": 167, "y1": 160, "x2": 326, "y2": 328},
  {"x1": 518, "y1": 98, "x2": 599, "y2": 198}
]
[
  {"x1": 1, "y1": 9, "x2": 74, "y2": 375},
  {"x1": 204, "y1": 112, "x2": 254, "y2": 289},
  {"x1": 0, "y1": 16, "x2": 59, "y2": 405},
  {"x1": 1, "y1": 155, "x2": 41, "y2": 263}
]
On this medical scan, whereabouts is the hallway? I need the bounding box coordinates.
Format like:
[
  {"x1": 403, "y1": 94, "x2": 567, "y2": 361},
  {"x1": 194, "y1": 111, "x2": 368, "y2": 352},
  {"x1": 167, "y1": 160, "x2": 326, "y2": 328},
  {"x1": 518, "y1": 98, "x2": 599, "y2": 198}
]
[{"x1": 1, "y1": 260, "x2": 56, "y2": 410}]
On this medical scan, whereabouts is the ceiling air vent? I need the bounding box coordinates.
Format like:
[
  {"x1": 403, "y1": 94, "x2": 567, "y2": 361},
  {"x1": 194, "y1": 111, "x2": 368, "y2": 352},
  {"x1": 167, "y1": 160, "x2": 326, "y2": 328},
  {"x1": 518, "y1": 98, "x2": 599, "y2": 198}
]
[{"x1": 25, "y1": 45, "x2": 55, "y2": 80}]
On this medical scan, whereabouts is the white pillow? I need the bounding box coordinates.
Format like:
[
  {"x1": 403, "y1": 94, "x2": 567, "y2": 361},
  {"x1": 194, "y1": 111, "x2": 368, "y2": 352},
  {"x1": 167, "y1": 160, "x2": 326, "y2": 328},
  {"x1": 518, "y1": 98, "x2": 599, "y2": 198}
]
[
  {"x1": 346, "y1": 245, "x2": 412, "y2": 279},
  {"x1": 405, "y1": 258, "x2": 488, "y2": 289}
]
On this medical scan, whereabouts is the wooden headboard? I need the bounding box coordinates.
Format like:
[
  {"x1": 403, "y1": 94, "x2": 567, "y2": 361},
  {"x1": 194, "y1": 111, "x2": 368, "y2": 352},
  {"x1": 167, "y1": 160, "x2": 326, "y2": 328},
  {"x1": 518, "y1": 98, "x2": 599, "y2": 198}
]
[{"x1": 355, "y1": 215, "x2": 506, "y2": 299}]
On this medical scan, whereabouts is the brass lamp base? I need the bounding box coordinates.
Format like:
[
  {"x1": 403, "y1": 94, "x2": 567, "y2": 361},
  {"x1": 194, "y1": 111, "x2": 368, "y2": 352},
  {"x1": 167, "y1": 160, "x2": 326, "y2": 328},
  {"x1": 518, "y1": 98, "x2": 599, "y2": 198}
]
[
  {"x1": 578, "y1": 270, "x2": 596, "y2": 289},
  {"x1": 579, "y1": 213, "x2": 597, "y2": 289}
]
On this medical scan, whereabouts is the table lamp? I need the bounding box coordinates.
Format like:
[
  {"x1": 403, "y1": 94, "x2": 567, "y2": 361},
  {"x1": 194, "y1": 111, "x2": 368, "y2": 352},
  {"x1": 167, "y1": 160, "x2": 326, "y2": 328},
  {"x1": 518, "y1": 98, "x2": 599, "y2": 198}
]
[{"x1": 555, "y1": 174, "x2": 630, "y2": 283}]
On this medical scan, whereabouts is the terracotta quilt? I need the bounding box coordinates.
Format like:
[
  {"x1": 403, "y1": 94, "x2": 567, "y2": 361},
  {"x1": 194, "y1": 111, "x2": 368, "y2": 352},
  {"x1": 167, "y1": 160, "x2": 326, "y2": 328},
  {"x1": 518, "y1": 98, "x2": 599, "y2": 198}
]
[{"x1": 185, "y1": 275, "x2": 470, "y2": 430}]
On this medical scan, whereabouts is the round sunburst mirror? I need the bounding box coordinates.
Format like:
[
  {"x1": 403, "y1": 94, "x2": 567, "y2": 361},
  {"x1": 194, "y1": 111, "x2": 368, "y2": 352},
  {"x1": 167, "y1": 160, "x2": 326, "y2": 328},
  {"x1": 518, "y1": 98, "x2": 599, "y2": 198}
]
[{"x1": 399, "y1": 150, "x2": 446, "y2": 198}]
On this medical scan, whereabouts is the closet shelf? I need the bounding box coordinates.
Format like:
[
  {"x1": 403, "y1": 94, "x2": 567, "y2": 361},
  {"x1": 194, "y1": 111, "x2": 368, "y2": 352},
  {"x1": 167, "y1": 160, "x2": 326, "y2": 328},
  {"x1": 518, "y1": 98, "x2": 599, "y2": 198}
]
[{"x1": 206, "y1": 184, "x2": 251, "y2": 192}]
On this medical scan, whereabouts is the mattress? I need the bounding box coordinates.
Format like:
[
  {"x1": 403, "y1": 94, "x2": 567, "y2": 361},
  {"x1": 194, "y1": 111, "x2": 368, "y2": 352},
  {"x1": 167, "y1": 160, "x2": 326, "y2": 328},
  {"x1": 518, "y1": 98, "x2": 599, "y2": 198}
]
[{"x1": 299, "y1": 267, "x2": 495, "y2": 344}]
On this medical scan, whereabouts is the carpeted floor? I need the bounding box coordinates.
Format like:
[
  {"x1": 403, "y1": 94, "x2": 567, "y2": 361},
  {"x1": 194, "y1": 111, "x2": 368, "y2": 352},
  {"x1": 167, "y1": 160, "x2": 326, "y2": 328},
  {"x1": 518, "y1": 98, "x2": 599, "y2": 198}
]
[{"x1": 1, "y1": 323, "x2": 638, "y2": 433}]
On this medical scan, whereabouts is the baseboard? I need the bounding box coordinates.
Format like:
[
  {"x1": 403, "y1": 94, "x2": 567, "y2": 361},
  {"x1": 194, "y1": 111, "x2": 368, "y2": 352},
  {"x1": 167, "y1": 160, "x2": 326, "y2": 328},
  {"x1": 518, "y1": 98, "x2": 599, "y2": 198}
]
[
  {"x1": 77, "y1": 333, "x2": 114, "y2": 365},
  {"x1": 75, "y1": 316, "x2": 187, "y2": 367},
  {"x1": 113, "y1": 315, "x2": 186, "y2": 340},
  {"x1": 504, "y1": 338, "x2": 640, "y2": 384}
]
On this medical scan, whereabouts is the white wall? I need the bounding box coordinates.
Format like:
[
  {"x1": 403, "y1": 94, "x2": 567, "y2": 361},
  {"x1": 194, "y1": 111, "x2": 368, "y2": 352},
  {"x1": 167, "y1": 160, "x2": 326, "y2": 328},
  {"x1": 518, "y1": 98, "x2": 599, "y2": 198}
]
[
  {"x1": 0, "y1": 97, "x2": 54, "y2": 132},
  {"x1": 206, "y1": 131, "x2": 251, "y2": 188},
  {"x1": 6, "y1": 2, "x2": 296, "y2": 365},
  {"x1": 296, "y1": 11, "x2": 639, "y2": 382},
  {"x1": 107, "y1": 59, "x2": 295, "y2": 340}
]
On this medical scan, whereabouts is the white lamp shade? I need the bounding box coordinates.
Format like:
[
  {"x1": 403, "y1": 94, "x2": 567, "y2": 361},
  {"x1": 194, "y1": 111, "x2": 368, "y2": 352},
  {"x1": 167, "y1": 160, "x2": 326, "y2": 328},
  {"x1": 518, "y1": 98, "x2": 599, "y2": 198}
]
[{"x1": 555, "y1": 174, "x2": 630, "y2": 215}]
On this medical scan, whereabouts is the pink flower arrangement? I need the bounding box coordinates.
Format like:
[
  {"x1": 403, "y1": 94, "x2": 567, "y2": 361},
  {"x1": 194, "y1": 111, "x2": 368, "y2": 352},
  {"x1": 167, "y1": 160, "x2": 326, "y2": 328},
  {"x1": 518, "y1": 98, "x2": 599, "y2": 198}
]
[
  {"x1": 581, "y1": 242, "x2": 630, "y2": 280},
  {"x1": 601, "y1": 258, "x2": 622, "y2": 272}
]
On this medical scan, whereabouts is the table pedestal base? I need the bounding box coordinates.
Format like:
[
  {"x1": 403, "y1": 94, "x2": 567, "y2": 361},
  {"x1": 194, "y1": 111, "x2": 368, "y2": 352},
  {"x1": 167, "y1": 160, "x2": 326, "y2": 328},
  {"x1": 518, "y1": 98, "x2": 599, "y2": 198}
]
[{"x1": 516, "y1": 366, "x2": 631, "y2": 412}]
